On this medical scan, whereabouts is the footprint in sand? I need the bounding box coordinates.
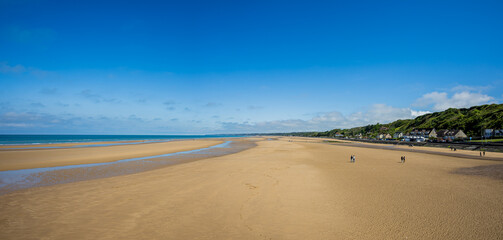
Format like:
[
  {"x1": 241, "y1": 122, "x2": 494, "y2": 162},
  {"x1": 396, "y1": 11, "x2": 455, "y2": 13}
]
[{"x1": 245, "y1": 183, "x2": 258, "y2": 190}]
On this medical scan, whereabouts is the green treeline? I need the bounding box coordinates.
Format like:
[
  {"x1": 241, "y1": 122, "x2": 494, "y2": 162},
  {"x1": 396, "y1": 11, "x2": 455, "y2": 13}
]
[{"x1": 276, "y1": 104, "x2": 503, "y2": 138}]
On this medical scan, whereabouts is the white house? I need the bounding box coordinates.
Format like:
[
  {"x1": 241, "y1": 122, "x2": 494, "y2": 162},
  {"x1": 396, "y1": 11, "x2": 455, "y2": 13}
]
[
  {"x1": 403, "y1": 136, "x2": 426, "y2": 142},
  {"x1": 436, "y1": 129, "x2": 468, "y2": 141},
  {"x1": 404, "y1": 129, "x2": 433, "y2": 142},
  {"x1": 393, "y1": 132, "x2": 403, "y2": 139}
]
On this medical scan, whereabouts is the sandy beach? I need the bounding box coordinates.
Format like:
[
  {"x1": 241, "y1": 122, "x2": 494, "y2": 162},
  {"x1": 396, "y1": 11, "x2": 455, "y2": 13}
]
[
  {"x1": 0, "y1": 140, "x2": 150, "y2": 149},
  {"x1": 0, "y1": 139, "x2": 224, "y2": 171},
  {"x1": 0, "y1": 137, "x2": 502, "y2": 239}
]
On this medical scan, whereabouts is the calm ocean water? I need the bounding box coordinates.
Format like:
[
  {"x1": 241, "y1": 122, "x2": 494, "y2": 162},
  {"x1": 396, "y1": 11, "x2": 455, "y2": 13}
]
[{"x1": 0, "y1": 134, "x2": 246, "y2": 145}]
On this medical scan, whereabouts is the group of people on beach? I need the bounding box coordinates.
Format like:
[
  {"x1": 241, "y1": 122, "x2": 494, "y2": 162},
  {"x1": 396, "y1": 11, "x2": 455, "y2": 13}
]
[{"x1": 350, "y1": 154, "x2": 407, "y2": 163}]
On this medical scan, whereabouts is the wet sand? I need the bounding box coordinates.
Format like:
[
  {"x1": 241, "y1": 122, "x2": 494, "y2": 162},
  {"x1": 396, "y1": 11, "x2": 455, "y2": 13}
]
[
  {"x1": 0, "y1": 139, "x2": 224, "y2": 171},
  {"x1": 0, "y1": 140, "x2": 256, "y2": 195},
  {"x1": 0, "y1": 137, "x2": 502, "y2": 239},
  {"x1": 0, "y1": 140, "x2": 147, "y2": 149}
]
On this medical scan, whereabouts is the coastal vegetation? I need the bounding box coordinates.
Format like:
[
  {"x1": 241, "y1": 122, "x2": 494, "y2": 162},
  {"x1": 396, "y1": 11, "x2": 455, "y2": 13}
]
[{"x1": 277, "y1": 104, "x2": 503, "y2": 139}]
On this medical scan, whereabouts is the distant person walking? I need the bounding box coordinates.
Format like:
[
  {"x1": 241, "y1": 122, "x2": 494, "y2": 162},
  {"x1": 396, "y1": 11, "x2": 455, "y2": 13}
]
[
  {"x1": 353, "y1": 155, "x2": 356, "y2": 163},
  {"x1": 401, "y1": 156, "x2": 406, "y2": 163},
  {"x1": 483, "y1": 151, "x2": 486, "y2": 156}
]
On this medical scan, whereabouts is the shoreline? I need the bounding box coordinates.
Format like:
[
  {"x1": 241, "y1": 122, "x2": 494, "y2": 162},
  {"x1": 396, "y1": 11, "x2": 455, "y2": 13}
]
[
  {"x1": 0, "y1": 140, "x2": 257, "y2": 195},
  {"x1": 0, "y1": 140, "x2": 146, "y2": 148},
  {"x1": 0, "y1": 140, "x2": 171, "y2": 150},
  {"x1": 0, "y1": 139, "x2": 229, "y2": 171},
  {"x1": 0, "y1": 134, "x2": 248, "y2": 147}
]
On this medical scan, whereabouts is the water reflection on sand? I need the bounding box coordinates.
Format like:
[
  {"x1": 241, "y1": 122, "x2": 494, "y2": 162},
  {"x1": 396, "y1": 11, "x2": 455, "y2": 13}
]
[{"x1": 0, "y1": 140, "x2": 256, "y2": 195}]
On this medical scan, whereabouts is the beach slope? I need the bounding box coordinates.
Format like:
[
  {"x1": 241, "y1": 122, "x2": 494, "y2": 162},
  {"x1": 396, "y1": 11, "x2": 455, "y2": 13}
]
[
  {"x1": 0, "y1": 137, "x2": 502, "y2": 239},
  {"x1": 0, "y1": 139, "x2": 224, "y2": 171}
]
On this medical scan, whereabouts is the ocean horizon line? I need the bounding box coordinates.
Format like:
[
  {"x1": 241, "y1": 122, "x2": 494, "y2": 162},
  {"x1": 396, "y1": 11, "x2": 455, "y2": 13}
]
[{"x1": 0, "y1": 134, "x2": 251, "y2": 145}]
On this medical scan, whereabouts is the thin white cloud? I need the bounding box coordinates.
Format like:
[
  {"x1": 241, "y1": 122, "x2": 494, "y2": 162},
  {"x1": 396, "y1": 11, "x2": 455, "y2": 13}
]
[
  {"x1": 2, "y1": 83, "x2": 497, "y2": 134},
  {"x1": 30, "y1": 102, "x2": 45, "y2": 108},
  {"x1": 204, "y1": 102, "x2": 221, "y2": 107},
  {"x1": 80, "y1": 89, "x2": 101, "y2": 99},
  {"x1": 218, "y1": 85, "x2": 498, "y2": 133},
  {"x1": 0, "y1": 62, "x2": 54, "y2": 77},
  {"x1": 0, "y1": 123, "x2": 33, "y2": 127},
  {"x1": 79, "y1": 89, "x2": 122, "y2": 104},
  {"x1": 247, "y1": 105, "x2": 263, "y2": 110},
  {"x1": 451, "y1": 85, "x2": 491, "y2": 92},
  {"x1": 0, "y1": 112, "x2": 66, "y2": 129},
  {"x1": 411, "y1": 110, "x2": 432, "y2": 117},
  {"x1": 0, "y1": 62, "x2": 26, "y2": 73},
  {"x1": 0, "y1": 111, "x2": 203, "y2": 134},
  {"x1": 163, "y1": 100, "x2": 176, "y2": 111},
  {"x1": 415, "y1": 91, "x2": 494, "y2": 111},
  {"x1": 218, "y1": 104, "x2": 429, "y2": 133},
  {"x1": 55, "y1": 102, "x2": 69, "y2": 107},
  {"x1": 357, "y1": 104, "x2": 413, "y2": 124}
]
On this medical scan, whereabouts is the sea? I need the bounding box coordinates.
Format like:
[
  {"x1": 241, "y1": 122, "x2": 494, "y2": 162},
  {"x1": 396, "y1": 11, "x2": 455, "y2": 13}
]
[{"x1": 0, "y1": 134, "x2": 247, "y2": 145}]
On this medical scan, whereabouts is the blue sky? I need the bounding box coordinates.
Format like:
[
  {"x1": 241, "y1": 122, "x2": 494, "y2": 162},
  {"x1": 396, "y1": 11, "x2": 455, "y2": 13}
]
[{"x1": 1, "y1": 0, "x2": 502, "y2": 134}]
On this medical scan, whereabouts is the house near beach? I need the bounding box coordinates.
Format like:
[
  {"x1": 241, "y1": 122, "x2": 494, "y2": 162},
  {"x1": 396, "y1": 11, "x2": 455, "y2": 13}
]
[
  {"x1": 334, "y1": 132, "x2": 344, "y2": 137},
  {"x1": 393, "y1": 132, "x2": 403, "y2": 139},
  {"x1": 378, "y1": 133, "x2": 392, "y2": 140},
  {"x1": 484, "y1": 129, "x2": 493, "y2": 138},
  {"x1": 435, "y1": 129, "x2": 468, "y2": 141},
  {"x1": 484, "y1": 129, "x2": 503, "y2": 138},
  {"x1": 404, "y1": 129, "x2": 434, "y2": 142},
  {"x1": 428, "y1": 129, "x2": 437, "y2": 138}
]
